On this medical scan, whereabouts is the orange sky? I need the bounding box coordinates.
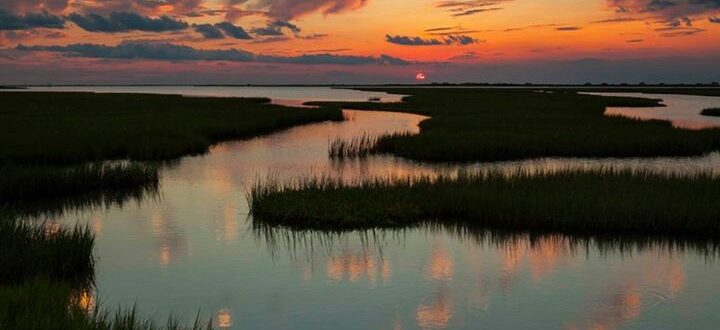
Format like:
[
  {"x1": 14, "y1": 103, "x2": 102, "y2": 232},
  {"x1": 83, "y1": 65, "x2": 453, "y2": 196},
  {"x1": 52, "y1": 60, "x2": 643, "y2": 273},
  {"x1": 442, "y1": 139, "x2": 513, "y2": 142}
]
[{"x1": 1, "y1": 0, "x2": 719, "y2": 83}]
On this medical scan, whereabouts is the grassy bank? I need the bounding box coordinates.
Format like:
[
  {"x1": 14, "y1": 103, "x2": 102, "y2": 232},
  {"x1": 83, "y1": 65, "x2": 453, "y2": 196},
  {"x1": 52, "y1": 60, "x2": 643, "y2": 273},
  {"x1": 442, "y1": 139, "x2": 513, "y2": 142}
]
[
  {"x1": 250, "y1": 169, "x2": 720, "y2": 236},
  {"x1": 0, "y1": 92, "x2": 342, "y2": 213},
  {"x1": 0, "y1": 92, "x2": 343, "y2": 164},
  {"x1": 701, "y1": 108, "x2": 720, "y2": 117},
  {"x1": 0, "y1": 218, "x2": 213, "y2": 329},
  {"x1": 1, "y1": 163, "x2": 160, "y2": 216},
  {"x1": 313, "y1": 88, "x2": 720, "y2": 162}
]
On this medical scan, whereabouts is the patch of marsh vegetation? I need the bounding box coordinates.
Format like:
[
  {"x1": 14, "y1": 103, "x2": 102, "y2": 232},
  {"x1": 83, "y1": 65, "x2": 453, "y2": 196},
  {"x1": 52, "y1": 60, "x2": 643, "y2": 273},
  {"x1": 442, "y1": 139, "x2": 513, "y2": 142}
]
[
  {"x1": 0, "y1": 218, "x2": 214, "y2": 329},
  {"x1": 312, "y1": 89, "x2": 720, "y2": 162},
  {"x1": 250, "y1": 169, "x2": 720, "y2": 236},
  {"x1": 0, "y1": 92, "x2": 342, "y2": 213},
  {"x1": 701, "y1": 108, "x2": 720, "y2": 117}
]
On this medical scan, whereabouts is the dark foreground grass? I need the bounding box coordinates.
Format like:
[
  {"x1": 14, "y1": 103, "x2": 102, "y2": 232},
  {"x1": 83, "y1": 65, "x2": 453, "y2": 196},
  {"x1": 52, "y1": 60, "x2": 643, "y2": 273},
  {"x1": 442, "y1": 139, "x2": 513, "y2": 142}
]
[
  {"x1": 312, "y1": 88, "x2": 720, "y2": 162},
  {"x1": 250, "y1": 169, "x2": 720, "y2": 236},
  {"x1": 0, "y1": 218, "x2": 214, "y2": 329},
  {"x1": 701, "y1": 108, "x2": 720, "y2": 117},
  {"x1": 0, "y1": 163, "x2": 160, "y2": 216}
]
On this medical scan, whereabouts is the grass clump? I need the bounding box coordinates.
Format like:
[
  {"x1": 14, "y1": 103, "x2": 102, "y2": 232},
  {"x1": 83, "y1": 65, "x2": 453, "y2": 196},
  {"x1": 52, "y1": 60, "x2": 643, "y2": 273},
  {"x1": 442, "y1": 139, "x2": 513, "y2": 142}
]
[
  {"x1": 0, "y1": 218, "x2": 213, "y2": 329},
  {"x1": 311, "y1": 89, "x2": 720, "y2": 162},
  {"x1": 0, "y1": 163, "x2": 159, "y2": 216},
  {"x1": 701, "y1": 108, "x2": 720, "y2": 117},
  {"x1": 250, "y1": 169, "x2": 720, "y2": 236}
]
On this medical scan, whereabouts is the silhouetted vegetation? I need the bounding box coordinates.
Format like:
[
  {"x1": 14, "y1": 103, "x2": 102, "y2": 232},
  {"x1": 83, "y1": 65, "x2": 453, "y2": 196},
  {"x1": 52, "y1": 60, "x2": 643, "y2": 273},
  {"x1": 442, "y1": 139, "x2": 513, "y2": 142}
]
[
  {"x1": 0, "y1": 92, "x2": 343, "y2": 164},
  {"x1": 0, "y1": 218, "x2": 213, "y2": 329},
  {"x1": 1, "y1": 163, "x2": 160, "y2": 217},
  {"x1": 0, "y1": 92, "x2": 342, "y2": 212},
  {"x1": 251, "y1": 169, "x2": 720, "y2": 236},
  {"x1": 310, "y1": 88, "x2": 720, "y2": 162},
  {"x1": 701, "y1": 108, "x2": 720, "y2": 117}
]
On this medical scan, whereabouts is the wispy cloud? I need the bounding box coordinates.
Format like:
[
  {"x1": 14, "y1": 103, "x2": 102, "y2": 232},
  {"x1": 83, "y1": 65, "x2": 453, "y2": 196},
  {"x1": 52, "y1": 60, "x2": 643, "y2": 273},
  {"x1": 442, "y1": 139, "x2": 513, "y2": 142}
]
[
  {"x1": 17, "y1": 41, "x2": 411, "y2": 65},
  {"x1": 386, "y1": 34, "x2": 479, "y2": 46},
  {"x1": 67, "y1": 12, "x2": 188, "y2": 33},
  {"x1": 0, "y1": 9, "x2": 65, "y2": 31}
]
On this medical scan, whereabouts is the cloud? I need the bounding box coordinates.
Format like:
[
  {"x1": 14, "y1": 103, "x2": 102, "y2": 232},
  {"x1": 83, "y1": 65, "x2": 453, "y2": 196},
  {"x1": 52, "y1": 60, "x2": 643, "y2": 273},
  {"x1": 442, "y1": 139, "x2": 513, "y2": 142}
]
[
  {"x1": 606, "y1": 0, "x2": 720, "y2": 19},
  {"x1": 0, "y1": 0, "x2": 71, "y2": 14},
  {"x1": 386, "y1": 34, "x2": 479, "y2": 46},
  {"x1": 216, "y1": 22, "x2": 252, "y2": 39},
  {"x1": 0, "y1": 9, "x2": 65, "y2": 30},
  {"x1": 251, "y1": 20, "x2": 300, "y2": 36},
  {"x1": 193, "y1": 24, "x2": 224, "y2": 39},
  {"x1": 710, "y1": 15, "x2": 720, "y2": 22},
  {"x1": 247, "y1": 0, "x2": 369, "y2": 20},
  {"x1": 556, "y1": 26, "x2": 582, "y2": 31},
  {"x1": 67, "y1": 12, "x2": 188, "y2": 33},
  {"x1": 194, "y1": 22, "x2": 252, "y2": 39},
  {"x1": 1, "y1": 0, "x2": 204, "y2": 16},
  {"x1": 435, "y1": 0, "x2": 513, "y2": 17},
  {"x1": 16, "y1": 40, "x2": 410, "y2": 65}
]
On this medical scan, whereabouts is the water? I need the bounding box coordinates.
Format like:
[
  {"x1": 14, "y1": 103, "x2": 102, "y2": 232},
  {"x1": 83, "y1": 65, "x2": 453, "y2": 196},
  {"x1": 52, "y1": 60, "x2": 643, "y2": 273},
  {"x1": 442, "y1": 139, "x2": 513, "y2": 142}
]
[
  {"x1": 36, "y1": 88, "x2": 720, "y2": 329},
  {"x1": 13, "y1": 86, "x2": 405, "y2": 107},
  {"x1": 587, "y1": 92, "x2": 720, "y2": 129}
]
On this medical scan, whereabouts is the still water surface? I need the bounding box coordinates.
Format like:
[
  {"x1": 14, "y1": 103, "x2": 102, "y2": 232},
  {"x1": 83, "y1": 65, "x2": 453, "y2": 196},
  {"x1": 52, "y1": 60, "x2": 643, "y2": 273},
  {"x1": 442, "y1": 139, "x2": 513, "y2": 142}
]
[{"x1": 38, "y1": 87, "x2": 720, "y2": 329}]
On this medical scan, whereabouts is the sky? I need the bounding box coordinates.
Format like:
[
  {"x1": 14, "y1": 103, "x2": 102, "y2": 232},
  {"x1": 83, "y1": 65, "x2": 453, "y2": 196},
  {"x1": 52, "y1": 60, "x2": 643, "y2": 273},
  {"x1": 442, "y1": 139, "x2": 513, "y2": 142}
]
[{"x1": 1, "y1": 0, "x2": 720, "y2": 84}]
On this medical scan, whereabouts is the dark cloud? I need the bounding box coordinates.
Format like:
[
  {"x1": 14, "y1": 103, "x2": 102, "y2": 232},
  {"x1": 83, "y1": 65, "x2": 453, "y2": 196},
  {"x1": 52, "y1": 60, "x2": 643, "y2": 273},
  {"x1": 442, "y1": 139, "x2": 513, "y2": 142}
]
[
  {"x1": 194, "y1": 22, "x2": 252, "y2": 39},
  {"x1": 710, "y1": 15, "x2": 720, "y2": 22},
  {"x1": 435, "y1": 0, "x2": 513, "y2": 17},
  {"x1": 251, "y1": 20, "x2": 300, "y2": 36},
  {"x1": 606, "y1": 0, "x2": 720, "y2": 19},
  {"x1": 216, "y1": 22, "x2": 252, "y2": 39},
  {"x1": 16, "y1": 40, "x2": 410, "y2": 65},
  {"x1": 193, "y1": 24, "x2": 224, "y2": 39},
  {"x1": 0, "y1": 9, "x2": 65, "y2": 30},
  {"x1": 556, "y1": 26, "x2": 582, "y2": 31},
  {"x1": 249, "y1": 0, "x2": 369, "y2": 21},
  {"x1": 67, "y1": 12, "x2": 188, "y2": 33},
  {"x1": 625, "y1": 38, "x2": 644, "y2": 42},
  {"x1": 386, "y1": 34, "x2": 479, "y2": 46}
]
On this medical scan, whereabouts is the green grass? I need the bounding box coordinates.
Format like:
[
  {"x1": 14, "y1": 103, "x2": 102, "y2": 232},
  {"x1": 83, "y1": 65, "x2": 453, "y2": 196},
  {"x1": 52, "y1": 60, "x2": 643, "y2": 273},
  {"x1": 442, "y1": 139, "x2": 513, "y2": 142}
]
[
  {"x1": 701, "y1": 108, "x2": 720, "y2": 117},
  {"x1": 250, "y1": 169, "x2": 720, "y2": 236},
  {"x1": 311, "y1": 88, "x2": 720, "y2": 162}
]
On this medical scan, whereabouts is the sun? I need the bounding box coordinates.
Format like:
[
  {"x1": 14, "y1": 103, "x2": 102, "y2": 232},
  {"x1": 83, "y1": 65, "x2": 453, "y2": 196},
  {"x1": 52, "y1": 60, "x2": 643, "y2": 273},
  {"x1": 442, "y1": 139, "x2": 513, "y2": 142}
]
[{"x1": 416, "y1": 72, "x2": 426, "y2": 81}]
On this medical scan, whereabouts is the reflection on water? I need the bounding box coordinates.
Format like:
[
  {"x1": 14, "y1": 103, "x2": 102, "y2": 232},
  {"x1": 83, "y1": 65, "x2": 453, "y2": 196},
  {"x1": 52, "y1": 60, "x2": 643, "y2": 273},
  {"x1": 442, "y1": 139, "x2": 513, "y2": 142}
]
[
  {"x1": 42, "y1": 89, "x2": 720, "y2": 329},
  {"x1": 13, "y1": 86, "x2": 405, "y2": 107},
  {"x1": 588, "y1": 92, "x2": 720, "y2": 129}
]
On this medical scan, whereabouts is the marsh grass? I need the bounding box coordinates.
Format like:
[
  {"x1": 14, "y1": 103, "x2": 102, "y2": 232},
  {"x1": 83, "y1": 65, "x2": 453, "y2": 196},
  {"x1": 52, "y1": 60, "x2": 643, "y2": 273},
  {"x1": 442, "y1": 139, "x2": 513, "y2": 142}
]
[
  {"x1": 0, "y1": 92, "x2": 343, "y2": 165},
  {"x1": 701, "y1": 108, "x2": 720, "y2": 117},
  {"x1": 250, "y1": 168, "x2": 720, "y2": 236},
  {"x1": 311, "y1": 89, "x2": 720, "y2": 162},
  {"x1": 0, "y1": 279, "x2": 213, "y2": 330},
  {"x1": 0, "y1": 218, "x2": 213, "y2": 329},
  {"x1": 0, "y1": 162, "x2": 160, "y2": 217},
  {"x1": 0, "y1": 219, "x2": 95, "y2": 285}
]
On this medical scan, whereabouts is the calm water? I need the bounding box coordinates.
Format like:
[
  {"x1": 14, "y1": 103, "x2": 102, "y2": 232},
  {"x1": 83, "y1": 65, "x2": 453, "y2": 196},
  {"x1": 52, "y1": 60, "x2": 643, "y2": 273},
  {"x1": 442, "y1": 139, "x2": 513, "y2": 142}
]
[
  {"x1": 36, "y1": 88, "x2": 720, "y2": 329},
  {"x1": 588, "y1": 92, "x2": 720, "y2": 130},
  {"x1": 16, "y1": 86, "x2": 405, "y2": 107}
]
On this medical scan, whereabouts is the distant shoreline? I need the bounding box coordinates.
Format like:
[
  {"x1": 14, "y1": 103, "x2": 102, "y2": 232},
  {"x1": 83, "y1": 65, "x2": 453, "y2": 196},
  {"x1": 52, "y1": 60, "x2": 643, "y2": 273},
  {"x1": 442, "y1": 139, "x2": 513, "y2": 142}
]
[{"x1": 4, "y1": 83, "x2": 720, "y2": 88}]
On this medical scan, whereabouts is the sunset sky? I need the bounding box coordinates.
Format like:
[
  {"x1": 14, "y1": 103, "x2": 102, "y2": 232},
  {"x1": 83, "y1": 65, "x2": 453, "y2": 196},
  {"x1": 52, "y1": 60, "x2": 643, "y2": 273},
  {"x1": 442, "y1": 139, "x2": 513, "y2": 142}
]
[{"x1": 1, "y1": 0, "x2": 720, "y2": 84}]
